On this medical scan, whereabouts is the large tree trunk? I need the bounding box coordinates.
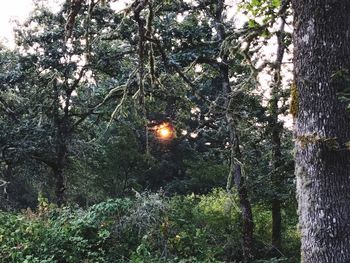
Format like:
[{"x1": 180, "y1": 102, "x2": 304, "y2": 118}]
[{"x1": 293, "y1": 1, "x2": 350, "y2": 261}]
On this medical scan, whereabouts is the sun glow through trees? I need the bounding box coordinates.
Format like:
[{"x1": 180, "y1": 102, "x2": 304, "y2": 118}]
[{"x1": 153, "y1": 122, "x2": 175, "y2": 141}]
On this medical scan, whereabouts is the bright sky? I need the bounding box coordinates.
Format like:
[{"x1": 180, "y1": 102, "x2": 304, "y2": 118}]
[
  {"x1": 0, "y1": 0, "x2": 240, "y2": 47},
  {"x1": 0, "y1": 0, "x2": 66, "y2": 47},
  {"x1": 0, "y1": 0, "x2": 134, "y2": 47},
  {"x1": 0, "y1": 0, "x2": 34, "y2": 46},
  {"x1": 0, "y1": 0, "x2": 292, "y2": 126}
]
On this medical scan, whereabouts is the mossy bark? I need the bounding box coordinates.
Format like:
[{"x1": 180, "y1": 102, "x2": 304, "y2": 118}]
[
  {"x1": 270, "y1": 4, "x2": 288, "y2": 251},
  {"x1": 293, "y1": 0, "x2": 350, "y2": 261},
  {"x1": 215, "y1": 0, "x2": 254, "y2": 260}
]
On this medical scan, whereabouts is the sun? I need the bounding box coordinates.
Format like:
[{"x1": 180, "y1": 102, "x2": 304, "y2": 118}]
[
  {"x1": 155, "y1": 123, "x2": 174, "y2": 140},
  {"x1": 159, "y1": 127, "x2": 171, "y2": 138}
]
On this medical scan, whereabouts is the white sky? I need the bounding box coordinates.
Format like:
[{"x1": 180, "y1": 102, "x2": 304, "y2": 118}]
[
  {"x1": 0, "y1": 0, "x2": 292, "y2": 126},
  {"x1": 0, "y1": 0, "x2": 34, "y2": 46},
  {"x1": 0, "y1": 0, "x2": 240, "y2": 46},
  {"x1": 0, "y1": 0, "x2": 134, "y2": 47}
]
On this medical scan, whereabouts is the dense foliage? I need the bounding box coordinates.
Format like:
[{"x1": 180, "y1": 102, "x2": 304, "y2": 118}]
[
  {"x1": 0, "y1": 0, "x2": 297, "y2": 262},
  {"x1": 0, "y1": 190, "x2": 299, "y2": 263}
]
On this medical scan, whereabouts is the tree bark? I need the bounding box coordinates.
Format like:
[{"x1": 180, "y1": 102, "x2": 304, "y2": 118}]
[
  {"x1": 133, "y1": 0, "x2": 149, "y2": 154},
  {"x1": 214, "y1": 1, "x2": 255, "y2": 260},
  {"x1": 220, "y1": 52, "x2": 255, "y2": 263},
  {"x1": 271, "y1": 199, "x2": 282, "y2": 250},
  {"x1": 53, "y1": 79, "x2": 69, "y2": 206},
  {"x1": 54, "y1": 123, "x2": 68, "y2": 206},
  {"x1": 293, "y1": 1, "x2": 350, "y2": 261},
  {"x1": 53, "y1": 166, "x2": 65, "y2": 206},
  {"x1": 270, "y1": 16, "x2": 287, "y2": 252},
  {"x1": 54, "y1": 125, "x2": 68, "y2": 206},
  {"x1": 225, "y1": 78, "x2": 255, "y2": 262}
]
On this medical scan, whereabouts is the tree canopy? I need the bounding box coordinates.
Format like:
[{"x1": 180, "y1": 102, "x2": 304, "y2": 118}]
[{"x1": 5, "y1": 0, "x2": 342, "y2": 262}]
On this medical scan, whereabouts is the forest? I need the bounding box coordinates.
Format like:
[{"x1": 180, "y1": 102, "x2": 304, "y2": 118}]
[{"x1": 1, "y1": 0, "x2": 350, "y2": 262}]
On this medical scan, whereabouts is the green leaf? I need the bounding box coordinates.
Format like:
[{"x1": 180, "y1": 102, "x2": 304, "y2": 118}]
[
  {"x1": 248, "y1": 19, "x2": 260, "y2": 29},
  {"x1": 272, "y1": 0, "x2": 281, "y2": 8}
]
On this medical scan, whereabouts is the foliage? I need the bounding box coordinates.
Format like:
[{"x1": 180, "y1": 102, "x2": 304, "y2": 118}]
[
  {"x1": 0, "y1": 0, "x2": 299, "y2": 262},
  {"x1": 0, "y1": 189, "x2": 299, "y2": 262}
]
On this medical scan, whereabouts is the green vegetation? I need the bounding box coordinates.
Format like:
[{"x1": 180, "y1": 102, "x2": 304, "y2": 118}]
[
  {"x1": 0, "y1": 0, "x2": 298, "y2": 262},
  {"x1": 0, "y1": 190, "x2": 299, "y2": 263}
]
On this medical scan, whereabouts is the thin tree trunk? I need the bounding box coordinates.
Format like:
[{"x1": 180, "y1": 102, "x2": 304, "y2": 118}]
[
  {"x1": 293, "y1": 0, "x2": 350, "y2": 261},
  {"x1": 214, "y1": 0, "x2": 254, "y2": 260},
  {"x1": 270, "y1": 14, "x2": 287, "y2": 252},
  {"x1": 54, "y1": 166, "x2": 65, "y2": 206},
  {"x1": 134, "y1": 0, "x2": 149, "y2": 154},
  {"x1": 227, "y1": 120, "x2": 255, "y2": 261},
  {"x1": 53, "y1": 79, "x2": 68, "y2": 206},
  {"x1": 1, "y1": 161, "x2": 13, "y2": 205},
  {"x1": 54, "y1": 131, "x2": 68, "y2": 206},
  {"x1": 222, "y1": 65, "x2": 254, "y2": 261},
  {"x1": 226, "y1": 101, "x2": 255, "y2": 262},
  {"x1": 53, "y1": 131, "x2": 68, "y2": 206},
  {"x1": 3, "y1": 162, "x2": 12, "y2": 199},
  {"x1": 271, "y1": 199, "x2": 282, "y2": 250}
]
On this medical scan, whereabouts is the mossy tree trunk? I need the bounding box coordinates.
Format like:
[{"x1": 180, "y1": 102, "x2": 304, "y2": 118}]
[
  {"x1": 223, "y1": 65, "x2": 255, "y2": 261},
  {"x1": 269, "y1": 18, "x2": 286, "y2": 253},
  {"x1": 214, "y1": 0, "x2": 254, "y2": 260},
  {"x1": 293, "y1": 0, "x2": 350, "y2": 261}
]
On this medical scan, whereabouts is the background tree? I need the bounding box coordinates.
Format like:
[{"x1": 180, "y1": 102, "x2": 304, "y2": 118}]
[
  {"x1": 0, "y1": 0, "x2": 302, "y2": 262},
  {"x1": 236, "y1": 0, "x2": 295, "y2": 254}
]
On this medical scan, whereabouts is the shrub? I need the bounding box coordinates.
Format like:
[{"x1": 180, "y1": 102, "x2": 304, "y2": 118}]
[{"x1": 0, "y1": 189, "x2": 299, "y2": 262}]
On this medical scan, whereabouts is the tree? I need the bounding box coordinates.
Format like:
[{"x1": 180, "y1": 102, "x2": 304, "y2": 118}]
[
  {"x1": 235, "y1": 0, "x2": 294, "y2": 254},
  {"x1": 8, "y1": 2, "x2": 122, "y2": 205},
  {"x1": 293, "y1": 1, "x2": 350, "y2": 261},
  {"x1": 267, "y1": 1, "x2": 289, "y2": 251},
  {"x1": 212, "y1": 1, "x2": 255, "y2": 259}
]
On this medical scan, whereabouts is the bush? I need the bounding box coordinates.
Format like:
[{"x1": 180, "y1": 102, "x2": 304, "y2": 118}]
[
  {"x1": 0, "y1": 198, "x2": 133, "y2": 263},
  {"x1": 0, "y1": 189, "x2": 299, "y2": 262}
]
